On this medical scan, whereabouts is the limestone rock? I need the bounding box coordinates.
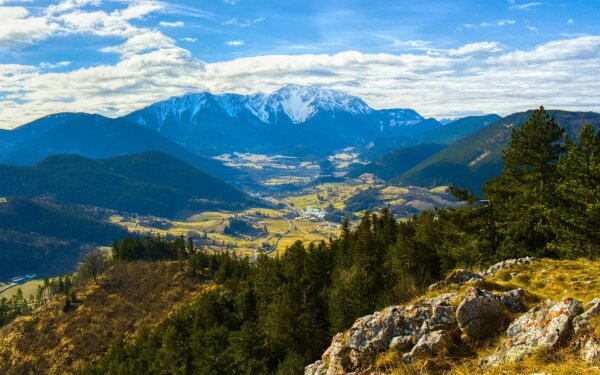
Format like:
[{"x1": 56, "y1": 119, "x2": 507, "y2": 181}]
[
  {"x1": 500, "y1": 288, "x2": 527, "y2": 313},
  {"x1": 480, "y1": 297, "x2": 583, "y2": 369},
  {"x1": 456, "y1": 288, "x2": 507, "y2": 340},
  {"x1": 581, "y1": 337, "x2": 600, "y2": 362},
  {"x1": 573, "y1": 298, "x2": 600, "y2": 334},
  {"x1": 305, "y1": 360, "x2": 327, "y2": 375},
  {"x1": 481, "y1": 257, "x2": 539, "y2": 278},
  {"x1": 444, "y1": 269, "x2": 483, "y2": 285},
  {"x1": 305, "y1": 293, "x2": 459, "y2": 374},
  {"x1": 402, "y1": 330, "x2": 453, "y2": 363}
]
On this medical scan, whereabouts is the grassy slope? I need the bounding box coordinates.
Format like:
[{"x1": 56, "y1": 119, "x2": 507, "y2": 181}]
[
  {"x1": 0, "y1": 262, "x2": 209, "y2": 375},
  {"x1": 379, "y1": 259, "x2": 600, "y2": 374}
]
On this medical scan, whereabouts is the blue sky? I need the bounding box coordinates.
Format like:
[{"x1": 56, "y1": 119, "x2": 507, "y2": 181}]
[{"x1": 1, "y1": 0, "x2": 599, "y2": 128}]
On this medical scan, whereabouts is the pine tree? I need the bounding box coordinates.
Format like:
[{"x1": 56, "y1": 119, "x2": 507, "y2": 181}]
[
  {"x1": 554, "y1": 124, "x2": 600, "y2": 258},
  {"x1": 484, "y1": 106, "x2": 565, "y2": 258}
]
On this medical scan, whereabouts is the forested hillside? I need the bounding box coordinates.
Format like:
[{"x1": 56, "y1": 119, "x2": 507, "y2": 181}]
[
  {"x1": 396, "y1": 109, "x2": 600, "y2": 194},
  {"x1": 0, "y1": 152, "x2": 259, "y2": 218},
  {"x1": 0, "y1": 199, "x2": 126, "y2": 279}
]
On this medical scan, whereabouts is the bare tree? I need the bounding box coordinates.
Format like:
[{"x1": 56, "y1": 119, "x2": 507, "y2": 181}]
[{"x1": 77, "y1": 248, "x2": 109, "y2": 286}]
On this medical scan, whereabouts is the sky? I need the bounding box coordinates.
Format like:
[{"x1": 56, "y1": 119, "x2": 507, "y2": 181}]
[{"x1": 0, "y1": 0, "x2": 599, "y2": 128}]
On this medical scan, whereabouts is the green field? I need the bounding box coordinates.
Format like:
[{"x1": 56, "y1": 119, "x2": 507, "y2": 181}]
[{"x1": 0, "y1": 280, "x2": 44, "y2": 301}]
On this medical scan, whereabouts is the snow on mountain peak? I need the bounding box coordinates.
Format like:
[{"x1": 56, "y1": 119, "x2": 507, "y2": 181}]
[
  {"x1": 133, "y1": 85, "x2": 385, "y2": 127},
  {"x1": 245, "y1": 84, "x2": 373, "y2": 124}
]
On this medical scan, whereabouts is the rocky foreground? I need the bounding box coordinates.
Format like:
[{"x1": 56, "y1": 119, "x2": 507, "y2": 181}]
[{"x1": 306, "y1": 258, "x2": 600, "y2": 374}]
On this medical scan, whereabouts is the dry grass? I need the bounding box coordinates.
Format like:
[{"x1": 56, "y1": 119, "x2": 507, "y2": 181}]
[{"x1": 0, "y1": 262, "x2": 209, "y2": 375}]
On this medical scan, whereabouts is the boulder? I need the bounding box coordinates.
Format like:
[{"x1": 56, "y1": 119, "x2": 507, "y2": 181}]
[
  {"x1": 480, "y1": 297, "x2": 583, "y2": 369},
  {"x1": 573, "y1": 298, "x2": 600, "y2": 334},
  {"x1": 402, "y1": 330, "x2": 453, "y2": 363},
  {"x1": 305, "y1": 293, "x2": 459, "y2": 374},
  {"x1": 500, "y1": 288, "x2": 527, "y2": 313},
  {"x1": 481, "y1": 257, "x2": 539, "y2": 278},
  {"x1": 581, "y1": 337, "x2": 600, "y2": 362},
  {"x1": 456, "y1": 288, "x2": 507, "y2": 340}
]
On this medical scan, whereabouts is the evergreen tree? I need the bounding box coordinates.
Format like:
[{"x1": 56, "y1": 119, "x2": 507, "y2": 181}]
[
  {"x1": 553, "y1": 124, "x2": 600, "y2": 257},
  {"x1": 485, "y1": 106, "x2": 565, "y2": 258}
]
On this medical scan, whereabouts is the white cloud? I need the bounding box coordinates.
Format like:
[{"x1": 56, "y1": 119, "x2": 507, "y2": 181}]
[
  {"x1": 101, "y1": 31, "x2": 176, "y2": 57},
  {"x1": 240, "y1": 17, "x2": 263, "y2": 28},
  {"x1": 0, "y1": 0, "x2": 33, "y2": 4},
  {"x1": 225, "y1": 39, "x2": 244, "y2": 46},
  {"x1": 510, "y1": 2, "x2": 543, "y2": 10},
  {"x1": 495, "y1": 36, "x2": 600, "y2": 64},
  {"x1": 46, "y1": 0, "x2": 101, "y2": 15},
  {"x1": 159, "y1": 21, "x2": 184, "y2": 28},
  {"x1": 568, "y1": 18, "x2": 574, "y2": 24},
  {"x1": 497, "y1": 19, "x2": 516, "y2": 26},
  {"x1": 181, "y1": 37, "x2": 197, "y2": 42},
  {"x1": 39, "y1": 61, "x2": 71, "y2": 69},
  {"x1": 0, "y1": 6, "x2": 59, "y2": 46},
  {"x1": 375, "y1": 35, "x2": 430, "y2": 49},
  {"x1": 223, "y1": 0, "x2": 237, "y2": 4},
  {"x1": 448, "y1": 41, "x2": 503, "y2": 56}
]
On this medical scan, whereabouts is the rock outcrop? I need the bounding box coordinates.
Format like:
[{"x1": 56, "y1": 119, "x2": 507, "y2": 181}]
[
  {"x1": 428, "y1": 257, "x2": 539, "y2": 291},
  {"x1": 480, "y1": 256, "x2": 539, "y2": 278},
  {"x1": 480, "y1": 297, "x2": 583, "y2": 369},
  {"x1": 456, "y1": 288, "x2": 507, "y2": 340},
  {"x1": 305, "y1": 293, "x2": 459, "y2": 374},
  {"x1": 309, "y1": 258, "x2": 599, "y2": 374}
]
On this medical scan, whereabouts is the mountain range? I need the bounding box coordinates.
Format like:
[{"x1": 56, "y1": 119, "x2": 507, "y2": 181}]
[
  {"x1": 0, "y1": 113, "x2": 236, "y2": 181},
  {"x1": 0, "y1": 152, "x2": 260, "y2": 218},
  {"x1": 395, "y1": 110, "x2": 600, "y2": 194},
  {"x1": 123, "y1": 85, "x2": 440, "y2": 155}
]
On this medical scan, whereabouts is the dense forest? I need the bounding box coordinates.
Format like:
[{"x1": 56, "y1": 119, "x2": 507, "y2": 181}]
[
  {"x1": 85, "y1": 107, "x2": 600, "y2": 374},
  {"x1": 0, "y1": 199, "x2": 127, "y2": 279}
]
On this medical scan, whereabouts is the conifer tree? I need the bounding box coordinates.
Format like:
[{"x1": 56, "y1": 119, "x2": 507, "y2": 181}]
[
  {"x1": 484, "y1": 106, "x2": 565, "y2": 258},
  {"x1": 554, "y1": 124, "x2": 600, "y2": 257}
]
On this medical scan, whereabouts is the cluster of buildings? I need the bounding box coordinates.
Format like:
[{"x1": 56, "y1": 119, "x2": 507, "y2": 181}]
[{"x1": 301, "y1": 206, "x2": 326, "y2": 221}]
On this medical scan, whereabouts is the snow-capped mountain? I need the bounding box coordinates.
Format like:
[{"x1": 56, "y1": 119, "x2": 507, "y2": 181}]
[
  {"x1": 245, "y1": 85, "x2": 373, "y2": 124},
  {"x1": 122, "y1": 85, "x2": 439, "y2": 155}
]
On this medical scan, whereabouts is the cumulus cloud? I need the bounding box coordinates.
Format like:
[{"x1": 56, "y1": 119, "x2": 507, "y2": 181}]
[
  {"x1": 101, "y1": 31, "x2": 176, "y2": 57},
  {"x1": 0, "y1": 6, "x2": 59, "y2": 46}
]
